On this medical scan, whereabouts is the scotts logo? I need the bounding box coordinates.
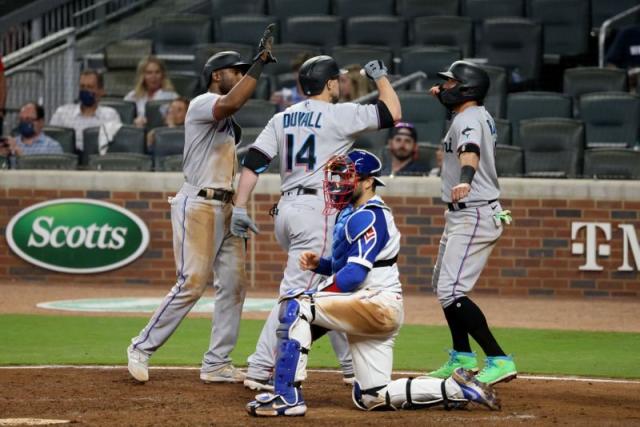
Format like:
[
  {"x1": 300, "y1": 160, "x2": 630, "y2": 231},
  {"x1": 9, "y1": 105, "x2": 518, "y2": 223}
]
[{"x1": 6, "y1": 199, "x2": 149, "y2": 274}]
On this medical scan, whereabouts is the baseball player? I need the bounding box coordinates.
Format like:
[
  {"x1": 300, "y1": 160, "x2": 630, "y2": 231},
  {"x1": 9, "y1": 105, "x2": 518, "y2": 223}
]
[
  {"x1": 426, "y1": 61, "x2": 517, "y2": 385},
  {"x1": 246, "y1": 150, "x2": 501, "y2": 416},
  {"x1": 126, "y1": 25, "x2": 277, "y2": 383},
  {"x1": 230, "y1": 56, "x2": 402, "y2": 391}
]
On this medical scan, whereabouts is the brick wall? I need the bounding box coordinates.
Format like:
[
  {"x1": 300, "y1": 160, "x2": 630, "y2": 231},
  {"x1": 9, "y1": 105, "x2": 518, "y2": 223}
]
[{"x1": 1, "y1": 186, "x2": 638, "y2": 298}]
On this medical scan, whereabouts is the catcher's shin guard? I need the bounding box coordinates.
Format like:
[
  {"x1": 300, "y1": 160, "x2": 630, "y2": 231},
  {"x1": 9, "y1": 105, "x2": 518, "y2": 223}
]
[{"x1": 383, "y1": 377, "x2": 468, "y2": 410}]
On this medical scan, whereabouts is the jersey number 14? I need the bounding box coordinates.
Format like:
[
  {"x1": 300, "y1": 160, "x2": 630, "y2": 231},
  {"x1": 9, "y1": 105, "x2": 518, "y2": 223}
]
[{"x1": 286, "y1": 134, "x2": 317, "y2": 171}]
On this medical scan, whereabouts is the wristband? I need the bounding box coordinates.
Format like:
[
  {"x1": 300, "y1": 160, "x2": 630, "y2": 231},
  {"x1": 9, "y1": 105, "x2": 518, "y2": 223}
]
[
  {"x1": 246, "y1": 60, "x2": 264, "y2": 80},
  {"x1": 460, "y1": 165, "x2": 476, "y2": 185}
]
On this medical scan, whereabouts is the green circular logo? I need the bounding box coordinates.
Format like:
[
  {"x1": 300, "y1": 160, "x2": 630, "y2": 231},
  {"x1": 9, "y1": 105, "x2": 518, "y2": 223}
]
[{"x1": 6, "y1": 199, "x2": 149, "y2": 274}]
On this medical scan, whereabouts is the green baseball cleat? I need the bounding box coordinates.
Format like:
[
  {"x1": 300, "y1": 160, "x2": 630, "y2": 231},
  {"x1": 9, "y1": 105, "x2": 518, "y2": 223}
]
[
  {"x1": 427, "y1": 350, "x2": 479, "y2": 379},
  {"x1": 476, "y1": 356, "x2": 517, "y2": 385}
]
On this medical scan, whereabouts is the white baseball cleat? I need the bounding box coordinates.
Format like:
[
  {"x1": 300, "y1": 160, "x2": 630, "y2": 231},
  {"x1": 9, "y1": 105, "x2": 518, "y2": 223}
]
[
  {"x1": 246, "y1": 391, "x2": 307, "y2": 417},
  {"x1": 342, "y1": 373, "x2": 355, "y2": 386},
  {"x1": 200, "y1": 364, "x2": 246, "y2": 383},
  {"x1": 244, "y1": 377, "x2": 275, "y2": 392},
  {"x1": 127, "y1": 345, "x2": 149, "y2": 382}
]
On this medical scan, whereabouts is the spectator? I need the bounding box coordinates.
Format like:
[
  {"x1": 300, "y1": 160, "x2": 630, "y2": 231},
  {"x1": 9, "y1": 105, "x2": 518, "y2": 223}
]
[
  {"x1": 339, "y1": 64, "x2": 372, "y2": 102},
  {"x1": 146, "y1": 97, "x2": 189, "y2": 149},
  {"x1": 380, "y1": 122, "x2": 427, "y2": 176},
  {"x1": 0, "y1": 55, "x2": 6, "y2": 134},
  {"x1": 270, "y1": 52, "x2": 313, "y2": 111},
  {"x1": 429, "y1": 146, "x2": 444, "y2": 177},
  {"x1": 0, "y1": 102, "x2": 63, "y2": 168},
  {"x1": 125, "y1": 56, "x2": 178, "y2": 128},
  {"x1": 50, "y1": 69, "x2": 121, "y2": 153},
  {"x1": 606, "y1": 25, "x2": 640, "y2": 90}
]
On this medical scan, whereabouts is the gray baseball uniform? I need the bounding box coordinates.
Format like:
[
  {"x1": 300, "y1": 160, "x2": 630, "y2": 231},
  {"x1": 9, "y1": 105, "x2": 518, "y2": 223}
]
[
  {"x1": 131, "y1": 92, "x2": 247, "y2": 373},
  {"x1": 433, "y1": 105, "x2": 503, "y2": 308},
  {"x1": 246, "y1": 99, "x2": 382, "y2": 381}
]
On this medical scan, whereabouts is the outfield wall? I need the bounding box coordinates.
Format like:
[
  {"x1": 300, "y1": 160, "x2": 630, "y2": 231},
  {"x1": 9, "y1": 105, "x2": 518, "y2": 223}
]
[{"x1": 1, "y1": 171, "x2": 639, "y2": 298}]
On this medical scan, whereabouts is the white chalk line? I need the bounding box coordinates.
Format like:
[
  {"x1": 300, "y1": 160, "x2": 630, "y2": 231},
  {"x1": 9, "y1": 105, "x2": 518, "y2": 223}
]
[{"x1": 0, "y1": 365, "x2": 639, "y2": 385}]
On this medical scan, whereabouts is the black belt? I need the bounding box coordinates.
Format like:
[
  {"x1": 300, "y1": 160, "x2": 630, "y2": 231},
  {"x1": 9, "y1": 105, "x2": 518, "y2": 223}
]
[
  {"x1": 281, "y1": 187, "x2": 318, "y2": 196},
  {"x1": 197, "y1": 188, "x2": 234, "y2": 203},
  {"x1": 373, "y1": 255, "x2": 398, "y2": 268},
  {"x1": 447, "y1": 199, "x2": 497, "y2": 212}
]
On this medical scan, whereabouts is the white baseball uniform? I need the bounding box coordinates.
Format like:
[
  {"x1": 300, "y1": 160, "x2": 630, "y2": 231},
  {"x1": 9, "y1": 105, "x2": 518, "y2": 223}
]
[
  {"x1": 246, "y1": 99, "x2": 383, "y2": 381},
  {"x1": 131, "y1": 92, "x2": 247, "y2": 374}
]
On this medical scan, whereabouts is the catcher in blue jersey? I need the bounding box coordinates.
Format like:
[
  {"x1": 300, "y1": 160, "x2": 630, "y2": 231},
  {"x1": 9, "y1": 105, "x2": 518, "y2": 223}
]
[{"x1": 246, "y1": 149, "x2": 501, "y2": 417}]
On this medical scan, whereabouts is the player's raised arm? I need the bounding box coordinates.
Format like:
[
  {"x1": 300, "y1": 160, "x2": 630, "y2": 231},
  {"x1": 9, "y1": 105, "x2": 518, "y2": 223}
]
[
  {"x1": 212, "y1": 23, "x2": 277, "y2": 120},
  {"x1": 362, "y1": 60, "x2": 402, "y2": 124}
]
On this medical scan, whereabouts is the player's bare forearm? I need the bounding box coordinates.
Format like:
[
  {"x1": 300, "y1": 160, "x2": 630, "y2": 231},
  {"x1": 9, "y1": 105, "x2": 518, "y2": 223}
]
[
  {"x1": 375, "y1": 78, "x2": 401, "y2": 122},
  {"x1": 234, "y1": 167, "x2": 260, "y2": 208},
  {"x1": 459, "y1": 151, "x2": 479, "y2": 168},
  {"x1": 213, "y1": 76, "x2": 258, "y2": 120}
]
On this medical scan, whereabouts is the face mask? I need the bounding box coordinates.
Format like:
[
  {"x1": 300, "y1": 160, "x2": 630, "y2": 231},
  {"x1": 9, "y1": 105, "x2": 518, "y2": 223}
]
[
  {"x1": 18, "y1": 121, "x2": 36, "y2": 138},
  {"x1": 437, "y1": 84, "x2": 464, "y2": 109},
  {"x1": 79, "y1": 89, "x2": 96, "y2": 107}
]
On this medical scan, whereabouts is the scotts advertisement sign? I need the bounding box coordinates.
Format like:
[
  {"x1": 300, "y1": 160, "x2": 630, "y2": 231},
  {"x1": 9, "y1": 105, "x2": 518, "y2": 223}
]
[{"x1": 6, "y1": 199, "x2": 149, "y2": 274}]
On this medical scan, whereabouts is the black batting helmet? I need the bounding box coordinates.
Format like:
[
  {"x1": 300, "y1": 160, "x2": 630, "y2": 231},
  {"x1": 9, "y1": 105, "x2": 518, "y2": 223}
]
[
  {"x1": 436, "y1": 60, "x2": 490, "y2": 106},
  {"x1": 298, "y1": 55, "x2": 342, "y2": 96},
  {"x1": 202, "y1": 51, "x2": 251, "y2": 89}
]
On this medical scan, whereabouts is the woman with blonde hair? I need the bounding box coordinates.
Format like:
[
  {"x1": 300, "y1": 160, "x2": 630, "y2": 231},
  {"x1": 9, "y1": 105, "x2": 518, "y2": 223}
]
[
  {"x1": 125, "y1": 55, "x2": 178, "y2": 127},
  {"x1": 339, "y1": 63, "x2": 373, "y2": 102}
]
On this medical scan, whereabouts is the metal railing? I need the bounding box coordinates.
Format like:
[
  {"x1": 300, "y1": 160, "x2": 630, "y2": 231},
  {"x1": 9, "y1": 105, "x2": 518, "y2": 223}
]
[
  {"x1": 4, "y1": 28, "x2": 79, "y2": 129},
  {"x1": 353, "y1": 71, "x2": 428, "y2": 104},
  {"x1": 598, "y1": 4, "x2": 640, "y2": 68}
]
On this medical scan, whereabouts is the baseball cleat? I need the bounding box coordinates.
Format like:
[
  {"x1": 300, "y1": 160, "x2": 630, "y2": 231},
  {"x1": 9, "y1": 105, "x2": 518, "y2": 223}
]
[
  {"x1": 127, "y1": 345, "x2": 149, "y2": 382},
  {"x1": 342, "y1": 373, "x2": 356, "y2": 386},
  {"x1": 200, "y1": 364, "x2": 246, "y2": 383},
  {"x1": 476, "y1": 355, "x2": 517, "y2": 385},
  {"x1": 452, "y1": 368, "x2": 501, "y2": 411},
  {"x1": 427, "y1": 350, "x2": 479, "y2": 379},
  {"x1": 244, "y1": 376, "x2": 274, "y2": 392},
  {"x1": 246, "y1": 391, "x2": 307, "y2": 417}
]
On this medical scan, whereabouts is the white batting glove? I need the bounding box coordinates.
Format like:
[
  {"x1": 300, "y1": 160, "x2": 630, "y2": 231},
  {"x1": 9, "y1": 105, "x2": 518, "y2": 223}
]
[
  {"x1": 363, "y1": 60, "x2": 388, "y2": 81},
  {"x1": 231, "y1": 207, "x2": 260, "y2": 238}
]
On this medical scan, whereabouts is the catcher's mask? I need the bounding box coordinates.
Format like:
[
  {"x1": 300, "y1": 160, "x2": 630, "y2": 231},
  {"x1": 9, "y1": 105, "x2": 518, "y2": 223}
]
[{"x1": 323, "y1": 155, "x2": 358, "y2": 215}]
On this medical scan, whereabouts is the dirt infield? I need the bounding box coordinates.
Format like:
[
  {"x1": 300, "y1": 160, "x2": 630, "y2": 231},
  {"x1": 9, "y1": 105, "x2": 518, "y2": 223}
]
[{"x1": 1, "y1": 368, "x2": 639, "y2": 426}]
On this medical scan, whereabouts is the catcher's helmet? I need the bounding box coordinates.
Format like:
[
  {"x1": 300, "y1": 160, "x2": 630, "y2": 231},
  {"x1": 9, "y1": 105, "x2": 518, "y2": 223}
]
[
  {"x1": 436, "y1": 60, "x2": 490, "y2": 107},
  {"x1": 202, "y1": 51, "x2": 251, "y2": 89},
  {"x1": 298, "y1": 55, "x2": 342, "y2": 96}
]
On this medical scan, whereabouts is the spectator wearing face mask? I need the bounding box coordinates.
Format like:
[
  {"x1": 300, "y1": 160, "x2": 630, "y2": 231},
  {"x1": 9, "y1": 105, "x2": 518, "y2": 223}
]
[
  {"x1": 50, "y1": 69, "x2": 121, "y2": 153},
  {"x1": 0, "y1": 102, "x2": 63, "y2": 167},
  {"x1": 380, "y1": 122, "x2": 427, "y2": 176}
]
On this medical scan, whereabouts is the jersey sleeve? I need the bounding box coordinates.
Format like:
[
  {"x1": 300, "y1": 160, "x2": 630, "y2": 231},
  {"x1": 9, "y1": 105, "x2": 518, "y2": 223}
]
[
  {"x1": 334, "y1": 103, "x2": 380, "y2": 138},
  {"x1": 455, "y1": 115, "x2": 482, "y2": 155},
  {"x1": 251, "y1": 116, "x2": 279, "y2": 159},
  {"x1": 187, "y1": 93, "x2": 219, "y2": 124}
]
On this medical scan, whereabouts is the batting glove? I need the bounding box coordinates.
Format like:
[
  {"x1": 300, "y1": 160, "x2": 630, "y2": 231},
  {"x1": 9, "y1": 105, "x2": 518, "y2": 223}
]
[
  {"x1": 363, "y1": 60, "x2": 388, "y2": 81},
  {"x1": 253, "y1": 23, "x2": 277, "y2": 64},
  {"x1": 231, "y1": 207, "x2": 260, "y2": 238}
]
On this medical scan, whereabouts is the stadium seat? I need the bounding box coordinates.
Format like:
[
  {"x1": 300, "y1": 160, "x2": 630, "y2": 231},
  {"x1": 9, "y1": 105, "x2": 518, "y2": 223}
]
[
  {"x1": 168, "y1": 72, "x2": 199, "y2": 98},
  {"x1": 158, "y1": 154, "x2": 183, "y2": 172},
  {"x1": 267, "y1": 44, "x2": 323, "y2": 76},
  {"x1": 233, "y1": 100, "x2": 276, "y2": 128},
  {"x1": 396, "y1": 0, "x2": 460, "y2": 18},
  {"x1": 88, "y1": 153, "x2": 153, "y2": 171},
  {"x1": 507, "y1": 91, "x2": 572, "y2": 145},
  {"x1": 583, "y1": 148, "x2": 640, "y2": 179},
  {"x1": 15, "y1": 154, "x2": 78, "y2": 170},
  {"x1": 519, "y1": 118, "x2": 584, "y2": 178},
  {"x1": 100, "y1": 100, "x2": 137, "y2": 125},
  {"x1": 579, "y1": 92, "x2": 640, "y2": 148},
  {"x1": 145, "y1": 100, "x2": 173, "y2": 130},
  {"x1": 331, "y1": 45, "x2": 393, "y2": 71},
  {"x1": 415, "y1": 142, "x2": 440, "y2": 175},
  {"x1": 216, "y1": 15, "x2": 279, "y2": 46},
  {"x1": 495, "y1": 144, "x2": 523, "y2": 177},
  {"x1": 529, "y1": 0, "x2": 589, "y2": 62},
  {"x1": 82, "y1": 125, "x2": 146, "y2": 165},
  {"x1": 43, "y1": 126, "x2": 76, "y2": 154},
  {"x1": 267, "y1": 0, "x2": 330, "y2": 17},
  {"x1": 238, "y1": 127, "x2": 263, "y2": 150},
  {"x1": 479, "y1": 18, "x2": 542, "y2": 88},
  {"x1": 104, "y1": 39, "x2": 152, "y2": 70},
  {"x1": 0, "y1": 156, "x2": 6, "y2": 169},
  {"x1": 283, "y1": 16, "x2": 344, "y2": 49},
  {"x1": 333, "y1": 0, "x2": 395, "y2": 17},
  {"x1": 153, "y1": 127, "x2": 185, "y2": 169},
  {"x1": 591, "y1": 0, "x2": 640, "y2": 30},
  {"x1": 211, "y1": 0, "x2": 266, "y2": 16},
  {"x1": 103, "y1": 70, "x2": 137, "y2": 97},
  {"x1": 273, "y1": 72, "x2": 296, "y2": 90},
  {"x1": 397, "y1": 91, "x2": 448, "y2": 144},
  {"x1": 346, "y1": 16, "x2": 407, "y2": 52},
  {"x1": 354, "y1": 130, "x2": 388, "y2": 152},
  {"x1": 253, "y1": 75, "x2": 273, "y2": 101},
  {"x1": 412, "y1": 16, "x2": 473, "y2": 57},
  {"x1": 399, "y1": 46, "x2": 461, "y2": 89},
  {"x1": 479, "y1": 64, "x2": 508, "y2": 119},
  {"x1": 563, "y1": 67, "x2": 628, "y2": 116},
  {"x1": 463, "y1": 0, "x2": 525, "y2": 46},
  {"x1": 495, "y1": 118, "x2": 511, "y2": 146},
  {"x1": 153, "y1": 15, "x2": 211, "y2": 55}
]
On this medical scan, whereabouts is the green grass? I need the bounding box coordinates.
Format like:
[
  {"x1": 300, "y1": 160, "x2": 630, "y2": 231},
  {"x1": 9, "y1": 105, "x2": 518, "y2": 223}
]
[{"x1": 1, "y1": 314, "x2": 639, "y2": 379}]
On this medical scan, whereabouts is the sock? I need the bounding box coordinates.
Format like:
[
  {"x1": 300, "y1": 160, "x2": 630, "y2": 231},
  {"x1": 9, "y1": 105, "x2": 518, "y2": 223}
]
[
  {"x1": 442, "y1": 304, "x2": 472, "y2": 353},
  {"x1": 454, "y1": 297, "x2": 506, "y2": 357}
]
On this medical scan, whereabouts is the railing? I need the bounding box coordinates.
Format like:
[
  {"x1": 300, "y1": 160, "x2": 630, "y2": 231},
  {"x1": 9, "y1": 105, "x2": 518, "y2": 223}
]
[
  {"x1": 3, "y1": 28, "x2": 79, "y2": 128},
  {"x1": 353, "y1": 71, "x2": 428, "y2": 104},
  {"x1": 598, "y1": 4, "x2": 640, "y2": 68}
]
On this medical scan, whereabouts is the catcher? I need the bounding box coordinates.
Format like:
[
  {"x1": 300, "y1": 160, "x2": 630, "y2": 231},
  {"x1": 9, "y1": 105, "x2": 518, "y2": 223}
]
[{"x1": 246, "y1": 150, "x2": 500, "y2": 416}]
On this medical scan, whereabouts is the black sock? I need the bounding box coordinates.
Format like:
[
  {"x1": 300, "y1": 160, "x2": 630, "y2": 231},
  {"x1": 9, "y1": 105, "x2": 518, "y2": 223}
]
[
  {"x1": 443, "y1": 304, "x2": 472, "y2": 353},
  {"x1": 454, "y1": 297, "x2": 506, "y2": 357}
]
